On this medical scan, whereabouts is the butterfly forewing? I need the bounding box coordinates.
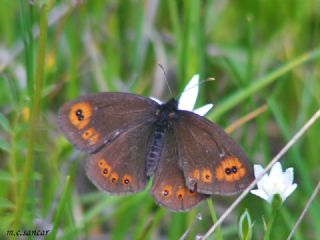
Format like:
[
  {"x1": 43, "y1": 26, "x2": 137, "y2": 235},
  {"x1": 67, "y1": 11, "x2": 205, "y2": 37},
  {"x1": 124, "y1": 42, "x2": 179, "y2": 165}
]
[
  {"x1": 151, "y1": 128, "x2": 208, "y2": 211},
  {"x1": 59, "y1": 93, "x2": 158, "y2": 153},
  {"x1": 174, "y1": 111, "x2": 254, "y2": 195}
]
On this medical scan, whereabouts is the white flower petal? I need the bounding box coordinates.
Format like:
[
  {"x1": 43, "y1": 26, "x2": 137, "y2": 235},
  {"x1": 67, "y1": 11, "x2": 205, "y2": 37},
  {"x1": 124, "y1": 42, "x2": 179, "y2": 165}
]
[
  {"x1": 149, "y1": 96, "x2": 163, "y2": 104},
  {"x1": 270, "y1": 162, "x2": 283, "y2": 180},
  {"x1": 283, "y1": 183, "x2": 297, "y2": 200},
  {"x1": 258, "y1": 175, "x2": 272, "y2": 193},
  {"x1": 250, "y1": 189, "x2": 271, "y2": 203},
  {"x1": 253, "y1": 165, "x2": 264, "y2": 178},
  {"x1": 254, "y1": 165, "x2": 270, "y2": 190},
  {"x1": 262, "y1": 178, "x2": 279, "y2": 196},
  {"x1": 178, "y1": 74, "x2": 199, "y2": 111},
  {"x1": 283, "y1": 167, "x2": 294, "y2": 186},
  {"x1": 193, "y1": 104, "x2": 213, "y2": 116}
]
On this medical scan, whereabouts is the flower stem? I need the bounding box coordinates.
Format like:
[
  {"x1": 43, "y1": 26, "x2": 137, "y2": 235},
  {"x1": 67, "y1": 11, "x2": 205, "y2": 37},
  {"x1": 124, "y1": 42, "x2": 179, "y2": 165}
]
[
  {"x1": 207, "y1": 199, "x2": 223, "y2": 240},
  {"x1": 263, "y1": 207, "x2": 279, "y2": 240}
]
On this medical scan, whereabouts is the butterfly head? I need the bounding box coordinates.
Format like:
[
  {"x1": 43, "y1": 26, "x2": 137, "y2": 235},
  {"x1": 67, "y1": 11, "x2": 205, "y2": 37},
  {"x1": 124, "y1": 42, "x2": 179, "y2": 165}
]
[
  {"x1": 155, "y1": 98, "x2": 178, "y2": 125},
  {"x1": 164, "y1": 98, "x2": 178, "y2": 111}
]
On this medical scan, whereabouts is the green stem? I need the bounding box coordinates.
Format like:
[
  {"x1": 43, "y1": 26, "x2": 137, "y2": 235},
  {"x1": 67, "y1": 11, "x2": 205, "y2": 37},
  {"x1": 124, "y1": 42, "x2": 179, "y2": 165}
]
[
  {"x1": 13, "y1": 3, "x2": 48, "y2": 230},
  {"x1": 8, "y1": 114, "x2": 19, "y2": 206},
  {"x1": 263, "y1": 207, "x2": 279, "y2": 240},
  {"x1": 207, "y1": 199, "x2": 223, "y2": 240}
]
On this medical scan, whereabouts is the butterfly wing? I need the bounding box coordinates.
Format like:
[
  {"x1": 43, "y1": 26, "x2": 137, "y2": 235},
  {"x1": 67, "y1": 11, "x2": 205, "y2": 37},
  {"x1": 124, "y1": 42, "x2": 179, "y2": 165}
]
[
  {"x1": 151, "y1": 127, "x2": 208, "y2": 211},
  {"x1": 86, "y1": 121, "x2": 155, "y2": 194},
  {"x1": 174, "y1": 111, "x2": 254, "y2": 195},
  {"x1": 59, "y1": 92, "x2": 158, "y2": 153}
]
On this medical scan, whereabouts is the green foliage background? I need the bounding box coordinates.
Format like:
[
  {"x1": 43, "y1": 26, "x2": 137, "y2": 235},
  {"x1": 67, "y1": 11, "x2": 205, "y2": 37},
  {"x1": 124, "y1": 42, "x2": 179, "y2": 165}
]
[{"x1": 0, "y1": 0, "x2": 320, "y2": 239}]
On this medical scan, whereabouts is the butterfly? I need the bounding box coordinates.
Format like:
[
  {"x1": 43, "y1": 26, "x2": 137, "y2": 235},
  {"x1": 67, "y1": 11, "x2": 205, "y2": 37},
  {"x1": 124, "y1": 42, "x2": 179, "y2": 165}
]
[{"x1": 59, "y1": 75, "x2": 254, "y2": 211}]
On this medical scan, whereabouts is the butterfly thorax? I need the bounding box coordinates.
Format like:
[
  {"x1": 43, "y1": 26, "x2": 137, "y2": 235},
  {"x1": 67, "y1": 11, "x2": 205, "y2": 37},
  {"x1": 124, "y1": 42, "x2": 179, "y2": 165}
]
[
  {"x1": 145, "y1": 98, "x2": 178, "y2": 176},
  {"x1": 156, "y1": 98, "x2": 178, "y2": 125}
]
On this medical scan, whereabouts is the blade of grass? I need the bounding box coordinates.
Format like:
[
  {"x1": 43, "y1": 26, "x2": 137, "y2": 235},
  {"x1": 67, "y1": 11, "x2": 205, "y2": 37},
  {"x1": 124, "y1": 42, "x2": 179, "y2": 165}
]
[
  {"x1": 142, "y1": 208, "x2": 166, "y2": 240},
  {"x1": 179, "y1": 212, "x2": 202, "y2": 240},
  {"x1": 169, "y1": 213, "x2": 186, "y2": 240},
  {"x1": 167, "y1": 0, "x2": 182, "y2": 81},
  {"x1": 185, "y1": 0, "x2": 203, "y2": 79},
  {"x1": 245, "y1": 15, "x2": 254, "y2": 86},
  {"x1": 279, "y1": 207, "x2": 304, "y2": 240},
  {"x1": 19, "y1": 0, "x2": 34, "y2": 96},
  {"x1": 225, "y1": 104, "x2": 268, "y2": 134},
  {"x1": 13, "y1": 2, "x2": 49, "y2": 230},
  {"x1": 208, "y1": 47, "x2": 320, "y2": 122},
  {"x1": 132, "y1": 200, "x2": 155, "y2": 240},
  {"x1": 61, "y1": 197, "x2": 120, "y2": 239},
  {"x1": 207, "y1": 199, "x2": 223, "y2": 240},
  {"x1": 46, "y1": 176, "x2": 71, "y2": 240}
]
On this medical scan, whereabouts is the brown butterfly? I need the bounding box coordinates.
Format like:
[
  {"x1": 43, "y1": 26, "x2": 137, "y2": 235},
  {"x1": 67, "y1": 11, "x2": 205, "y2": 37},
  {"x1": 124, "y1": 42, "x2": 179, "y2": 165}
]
[{"x1": 59, "y1": 87, "x2": 253, "y2": 211}]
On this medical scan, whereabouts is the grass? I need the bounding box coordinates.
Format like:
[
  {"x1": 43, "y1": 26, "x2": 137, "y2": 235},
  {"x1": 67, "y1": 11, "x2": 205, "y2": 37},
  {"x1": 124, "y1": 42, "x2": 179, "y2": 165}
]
[{"x1": 0, "y1": 0, "x2": 320, "y2": 239}]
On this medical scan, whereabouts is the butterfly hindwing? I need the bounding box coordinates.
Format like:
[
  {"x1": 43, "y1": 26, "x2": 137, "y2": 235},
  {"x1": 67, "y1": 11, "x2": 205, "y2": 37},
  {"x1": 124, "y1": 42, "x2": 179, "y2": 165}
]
[
  {"x1": 174, "y1": 111, "x2": 254, "y2": 195},
  {"x1": 59, "y1": 92, "x2": 158, "y2": 153},
  {"x1": 151, "y1": 128, "x2": 208, "y2": 211},
  {"x1": 86, "y1": 121, "x2": 155, "y2": 194}
]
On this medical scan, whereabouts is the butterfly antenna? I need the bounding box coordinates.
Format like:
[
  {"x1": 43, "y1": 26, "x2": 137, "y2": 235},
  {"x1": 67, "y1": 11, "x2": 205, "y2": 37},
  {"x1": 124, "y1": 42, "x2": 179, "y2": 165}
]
[
  {"x1": 157, "y1": 63, "x2": 173, "y2": 98},
  {"x1": 175, "y1": 77, "x2": 215, "y2": 99}
]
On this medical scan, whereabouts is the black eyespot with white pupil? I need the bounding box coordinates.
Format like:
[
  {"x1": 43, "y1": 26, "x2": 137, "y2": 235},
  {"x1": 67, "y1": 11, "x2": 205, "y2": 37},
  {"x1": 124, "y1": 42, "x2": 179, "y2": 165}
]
[
  {"x1": 225, "y1": 166, "x2": 238, "y2": 175},
  {"x1": 225, "y1": 168, "x2": 231, "y2": 175},
  {"x1": 75, "y1": 109, "x2": 84, "y2": 121}
]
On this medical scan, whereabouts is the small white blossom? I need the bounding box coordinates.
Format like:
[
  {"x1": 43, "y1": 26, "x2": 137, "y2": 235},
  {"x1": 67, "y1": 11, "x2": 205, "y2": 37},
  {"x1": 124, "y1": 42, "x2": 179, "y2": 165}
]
[
  {"x1": 150, "y1": 74, "x2": 213, "y2": 116},
  {"x1": 178, "y1": 74, "x2": 213, "y2": 116},
  {"x1": 250, "y1": 162, "x2": 297, "y2": 204}
]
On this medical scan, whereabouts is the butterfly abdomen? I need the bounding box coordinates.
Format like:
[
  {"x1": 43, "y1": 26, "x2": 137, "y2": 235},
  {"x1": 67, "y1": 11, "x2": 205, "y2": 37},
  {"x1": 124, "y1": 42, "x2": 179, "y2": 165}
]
[
  {"x1": 145, "y1": 124, "x2": 166, "y2": 176},
  {"x1": 145, "y1": 99, "x2": 178, "y2": 177}
]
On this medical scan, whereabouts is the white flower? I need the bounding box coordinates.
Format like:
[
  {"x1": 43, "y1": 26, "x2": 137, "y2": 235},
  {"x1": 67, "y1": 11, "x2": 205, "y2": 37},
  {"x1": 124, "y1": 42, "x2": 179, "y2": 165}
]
[
  {"x1": 250, "y1": 162, "x2": 297, "y2": 204},
  {"x1": 178, "y1": 74, "x2": 213, "y2": 116},
  {"x1": 150, "y1": 74, "x2": 213, "y2": 116}
]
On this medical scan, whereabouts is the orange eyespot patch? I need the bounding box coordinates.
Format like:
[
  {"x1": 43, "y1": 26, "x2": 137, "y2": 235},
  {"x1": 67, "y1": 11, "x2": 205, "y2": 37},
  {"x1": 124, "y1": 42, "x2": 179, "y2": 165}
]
[
  {"x1": 215, "y1": 156, "x2": 246, "y2": 182},
  {"x1": 98, "y1": 159, "x2": 107, "y2": 168},
  {"x1": 122, "y1": 174, "x2": 132, "y2": 185},
  {"x1": 98, "y1": 159, "x2": 111, "y2": 177},
  {"x1": 69, "y1": 102, "x2": 93, "y2": 129},
  {"x1": 162, "y1": 185, "x2": 172, "y2": 197},
  {"x1": 176, "y1": 187, "x2": 186, "y2": 200},
  {"x1": 201, "y1": 168, "x2": 213, "y2": 183},
  {"x1": 110, "y1": 172, "x2": 119, "y2": 183},
  {"x1": 81, "y1": 128, "x2": 100, "y2": 144}
]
